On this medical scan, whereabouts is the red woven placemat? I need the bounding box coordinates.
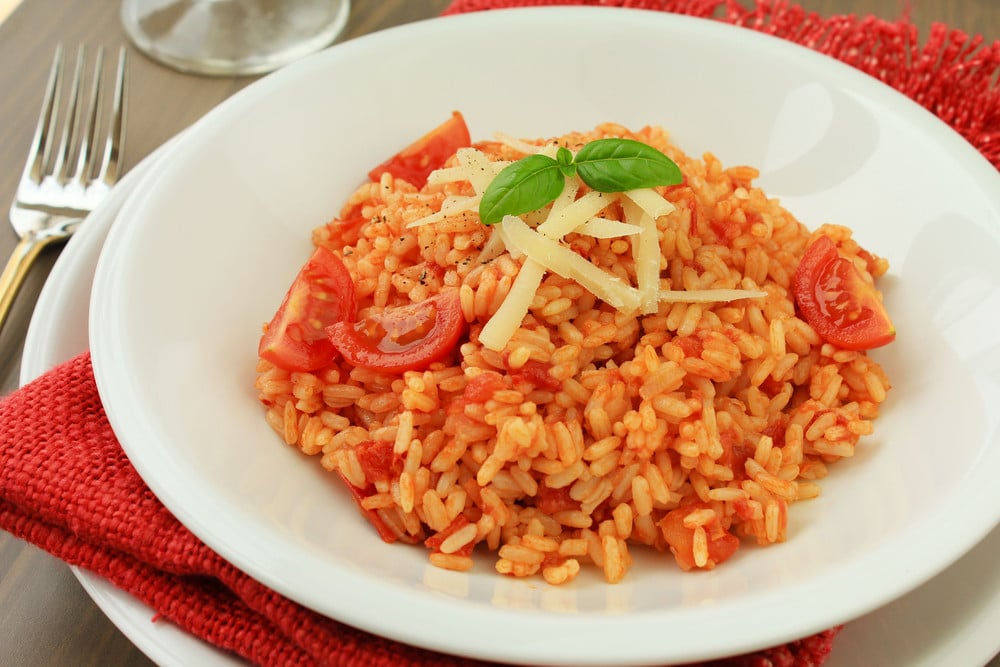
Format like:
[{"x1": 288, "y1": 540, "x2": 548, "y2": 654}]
[
  {"x1": 2, "y1": 2, "x2": 997, "y2": 666},
  {"x1": 1, "y1": 354, "x2": 838, "y2": 667}
]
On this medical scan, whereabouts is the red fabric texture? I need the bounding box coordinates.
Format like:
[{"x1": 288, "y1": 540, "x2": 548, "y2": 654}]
[
  {"x1": 2, "y1": 2, "x2": 997, "y2": 666},
  {"x1": 0, "y1": 354, "x2": 840, "y2": 666}
]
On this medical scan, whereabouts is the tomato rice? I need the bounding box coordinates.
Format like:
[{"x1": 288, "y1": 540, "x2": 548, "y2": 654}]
[{"x1": 254, "y1": 121, "x2": 892, "y2": 584}]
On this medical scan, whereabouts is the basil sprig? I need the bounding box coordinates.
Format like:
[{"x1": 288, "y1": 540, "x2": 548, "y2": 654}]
[{"x1": 478, "y1": 138, "x2": 682, "y2": 225}]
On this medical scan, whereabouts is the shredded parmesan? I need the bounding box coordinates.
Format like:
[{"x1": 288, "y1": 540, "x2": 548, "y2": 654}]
[
  {"x1": 658, "y1": 288, "x2": 767, "y2": 303},
  {"x1": 410, "y1": 134, "x2": 767, "y2": 351},
  {"x1": 478, "y1": 259, "x2": 546, "y2": 351},
  {"x1": 407, "y1": 194, "x2": 480, "y2": 228},
  {"x1": 622, "y1": 198, "x2": 661, "y2": 314},
  {"x1": 477, "y1": 229, "x2": 508, "y2": 264},
  {"x1": 536, "y1": 190, "x2": 617, "y2": 240},
  {"x1": 494, "y1": 132, "x2": 552, "y2": 157},
  {"x1": 573, "y1": 217, "x2": 642, "y2": 239},
  {"x1": 426, "y1": 148, "x2": 510, "y2": 192},
  {"x1": 498, "y1": 215, "x2": 642, "y2": 313},
  {"x1": 545, "y1": 179, "x2": 580, "y2": 222},
  {"x1": 459, "y1": 148, "x2": 506, "y2": 195},
  {"x1": 623, "y1": 188, "x2": 675, "y2": 219},
  {"x1": 426, "y1": 165, "x2": 470, "y2": 185}
]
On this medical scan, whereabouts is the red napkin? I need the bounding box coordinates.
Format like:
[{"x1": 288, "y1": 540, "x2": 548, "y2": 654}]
[
  {"x1": 1, "y1": 354, "x2": 840, "y2": 667},
  {"x1": 2, "y1": 2, "x2": 997, "y2": 666}
]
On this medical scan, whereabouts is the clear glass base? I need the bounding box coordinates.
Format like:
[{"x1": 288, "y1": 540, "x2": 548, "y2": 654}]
[{"x1": 121, "y1": 0, "x2": 351, "y2": 77}]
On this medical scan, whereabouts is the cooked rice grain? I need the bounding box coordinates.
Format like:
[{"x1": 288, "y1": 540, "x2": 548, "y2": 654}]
[{"x1": 255, "y1": 122, "x2": 893, "y2": 584}]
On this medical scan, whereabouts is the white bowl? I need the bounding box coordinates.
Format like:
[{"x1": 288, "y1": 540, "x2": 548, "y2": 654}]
[{"x1": 89, "y1": 7, "x2": 1000, "y2": 666}]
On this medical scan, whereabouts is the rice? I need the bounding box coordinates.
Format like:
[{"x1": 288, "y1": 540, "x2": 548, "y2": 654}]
[{"x1": 255, "y1": 122, "x2": 892, "y2": 584}]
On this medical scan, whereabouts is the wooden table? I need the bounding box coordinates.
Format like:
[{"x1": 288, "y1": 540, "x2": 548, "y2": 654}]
[{"x1": 0, "y1": 1, "x2": 996, "y2": 665}]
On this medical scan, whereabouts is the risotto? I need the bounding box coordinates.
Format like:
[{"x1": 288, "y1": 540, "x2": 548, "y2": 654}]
[{"x1": 255, "y1": 115, "x2": 893, "y2": 585}]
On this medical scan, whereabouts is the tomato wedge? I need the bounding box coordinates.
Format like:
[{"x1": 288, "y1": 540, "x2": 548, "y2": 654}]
[
  {"x1": 326, "y1": 291, "x2": 466, "y2": 373},
  {"x1": 258, "y1": 247, "x2": 357, "y2": 372},
  {"x1": 792, "y1": 235, "x2": 895, "y2": 351},
  {"x1": 367, "y1": 111, "x2": 471, "y2": 189}
]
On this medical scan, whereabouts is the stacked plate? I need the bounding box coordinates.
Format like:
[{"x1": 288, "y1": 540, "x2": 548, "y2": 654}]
[{"x1": 21, "y1": 8, "x2": 1000, "y2": 666}]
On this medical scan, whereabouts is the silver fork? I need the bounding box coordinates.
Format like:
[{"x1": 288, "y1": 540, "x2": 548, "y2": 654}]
[{"x1": 0, "y1": 45, "x2": 127, "y2": 333}]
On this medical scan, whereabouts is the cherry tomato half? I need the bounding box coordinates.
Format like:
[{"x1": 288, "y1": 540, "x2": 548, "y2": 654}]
[
  {"x1": 367, "y1": 111, "x2": 471, "y2": 189},
  {"x1": 258, "y1": 247, "x2": 357, "y2": 372},
  {"x1": 792, "y1": 235, "x2": 895, "y2": 351},
  {"x1": 326, "y1": 291, "x2": 466, "y2": 374}
]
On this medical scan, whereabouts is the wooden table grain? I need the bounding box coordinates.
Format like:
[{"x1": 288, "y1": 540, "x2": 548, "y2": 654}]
[{"x1": 0, "y1": 1, "x2": 996, "y2": 666}]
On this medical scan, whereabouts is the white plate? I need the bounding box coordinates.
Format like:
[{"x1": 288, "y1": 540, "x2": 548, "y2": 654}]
[
  {"x1": 87, "y1": 7, "x2": 1000, "y2": 666},
  {"x1": 20, "y1": 142, "x2": 241, "y2": 667},
  {"x1": 21, "y1": 136, "x2": 1000, "y2": 667}
]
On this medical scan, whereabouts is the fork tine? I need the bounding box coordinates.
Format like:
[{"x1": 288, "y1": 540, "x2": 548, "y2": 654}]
[
  {"x1": 70, "y1": 46, "x2": 104, "y2": 185},
  {"x1": 25, "y1": 45, "x2": 64, "y2": 185},
  {"x1": 51, "y1": 45, "x2": 86, "y2": 183},
  {"x1": 95, "y1": 47, "x2": 127, "y2": 188},
  {"x1": 1, "y1": 44, "x2": 129, "y2": 334}
]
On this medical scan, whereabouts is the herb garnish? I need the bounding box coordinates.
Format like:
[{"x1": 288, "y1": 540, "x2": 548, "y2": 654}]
[{"x1": 478, "y1": 138, "x2": 682, "y2": 224}]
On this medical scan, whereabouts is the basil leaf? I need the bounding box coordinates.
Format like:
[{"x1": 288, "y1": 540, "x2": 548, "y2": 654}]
[
  {"x1": 478, "y1": 154, "x2": 565, "y2": 225},
  {"x1": 574, "y1": 138, "x2": 682, "y2": 192},
  {"x1": 556, "y1": 146, "x2": 576, "y2": 178}
]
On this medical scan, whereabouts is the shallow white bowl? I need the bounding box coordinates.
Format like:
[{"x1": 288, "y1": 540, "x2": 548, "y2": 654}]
[
  {"x1": 89, "y1": 7, "x2": 1000, "y2": 666},
  {"x1": 26, "y1": 130, "x2": 1000, "y2": 667}
]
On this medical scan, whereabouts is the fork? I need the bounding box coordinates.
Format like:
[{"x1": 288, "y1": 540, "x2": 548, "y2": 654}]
[{"x1": 0, "y1": 45, "x2": 127, "y2": 333}]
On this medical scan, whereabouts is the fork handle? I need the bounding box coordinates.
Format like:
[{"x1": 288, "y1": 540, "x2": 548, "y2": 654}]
[{"x1": 0, "y1": 234, "x2": 53, "y2": 334}]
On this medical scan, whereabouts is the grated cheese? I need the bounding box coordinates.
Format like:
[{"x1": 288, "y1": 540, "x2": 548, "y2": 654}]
[
  {"x1": 536, "y1": 190, "x2": 617, "y2": 239},
  {"x1": 623, "y1": 188, "x2": 675, "y2": 220},
  {"x1": 459, "y1": 148, "x2": 506, "y2": 195},
  {"x1": 477, "y1": 228, "x2": 508, "y2": 264},
  {"x1": 425, "y1": 148, "x2": 510, "y2": 191},
  {"x1": 478, "y1": 259, "x2": 546, "y2": 351},
  {"x1": 549, "y1": 178, "x2": 579, "y2": 214},
  {"x1": 622, "y1": 197, "x2": 661, "y2": 315},
  {"x1": 426, "y1": 165, "x2": 470, "y2": 185},
  {"x1": 494, "y1": 132, "x2": 552, "y2": 157},
  {"x1": 498, "y1": 215, "x2": 642, "y2": 313},
  {"x1": 410, "y1": 135, "x2": 766, "y2": 351},
  {"x1": 406, "y1": 194, "x2": 480, "y2": 228},
  {"x1": 573, "y1": 217, "x2": 642, "y2": 239},
  {"x1": 658, "y1": 288, "x2": 768, "y2": 303}
]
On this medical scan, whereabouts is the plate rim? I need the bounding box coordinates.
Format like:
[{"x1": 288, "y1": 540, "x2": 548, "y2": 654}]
[
  {"x1": 22, "y1": 140, "x2": 1000, "y2": 667},
  {"x1": 19, "y1": 138, "x2": 245, "y2": 667},
  {"x1": 86, "y1": 7, "x2": 1000, "y2": 666}
]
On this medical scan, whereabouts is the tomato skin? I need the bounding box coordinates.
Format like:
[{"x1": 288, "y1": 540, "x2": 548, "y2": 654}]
[
  {"x1": 658, "y1": 504, "x2": 740, "y2": 571},
  {"x1": 354, "y1": 439, "x2": 397, "y2": 485},
  {"x1": 337, "y1": 471, "x2": 401, "y2": 544},
  {"x1": 793, "y1": 235, "x2": 895, "y2": 351},
  {"x1": 424, "y1": 515, "x2": 475, "y2": 557},
  {"x1": 258, "y1": 247, "x2": 357, "y2": 372},
  {"x1": 326, "y1": 290, "x2": 466, "y2": 374},
  {"x1": 367, "y1": 111, "x2": 471, "y2": 188},
  {"x1": 463, "y1": 371, "x2": 506, "y2": 403},
  {"x1": 534, "y1": 485, "x2": 580, "y2": 515},
  {"x1": 336, "y1": 440, "x2": 420, "y2": 544},
  {"x1": 507, "y1": 359, "x2": 561, "y2": 391}
]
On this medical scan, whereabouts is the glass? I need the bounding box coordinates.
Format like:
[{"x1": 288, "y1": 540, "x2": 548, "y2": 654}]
[{"x1": 120, "y1": 0, "x2": 351, "y2": 77}]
